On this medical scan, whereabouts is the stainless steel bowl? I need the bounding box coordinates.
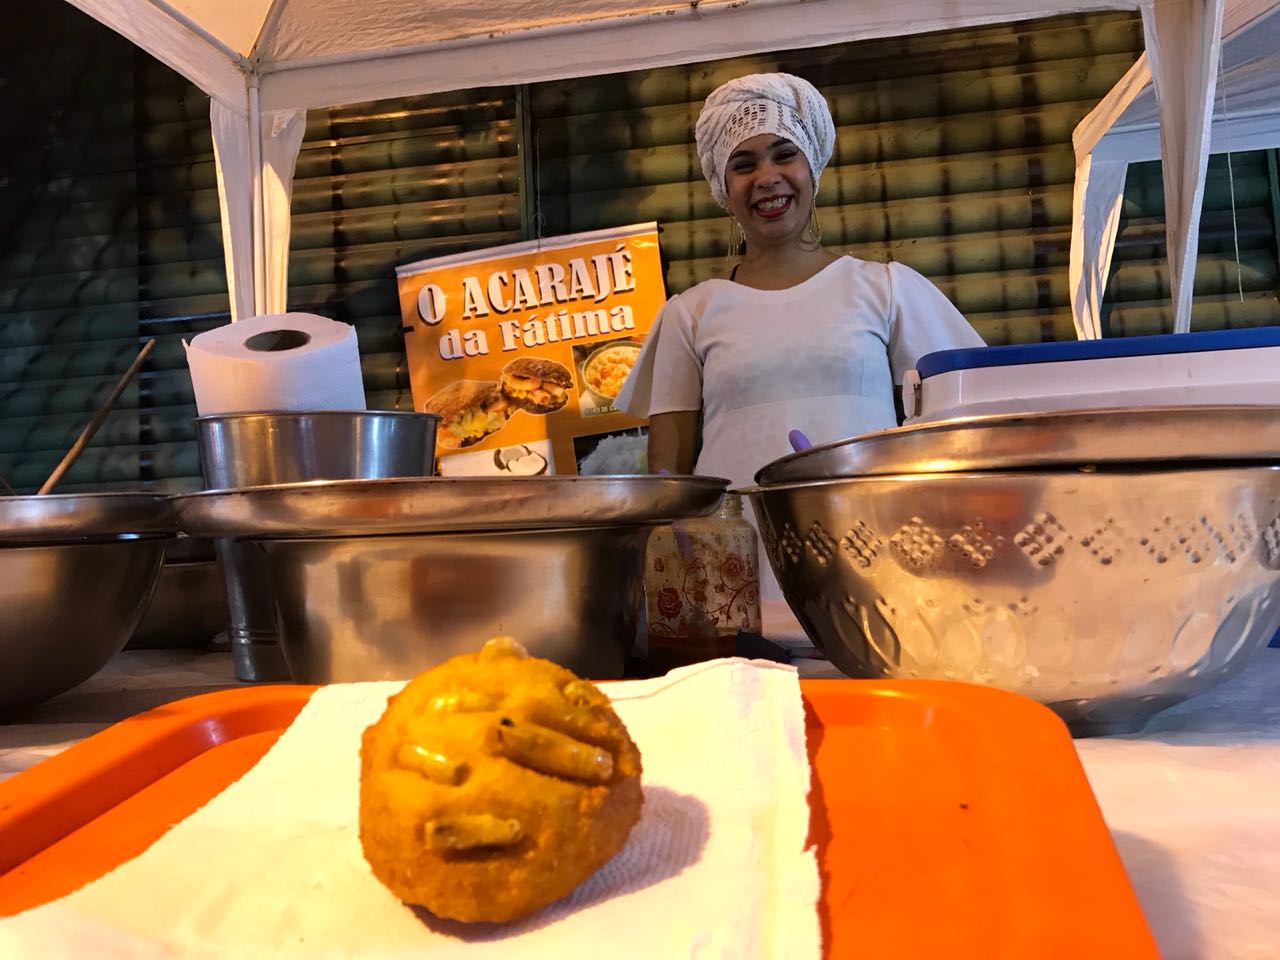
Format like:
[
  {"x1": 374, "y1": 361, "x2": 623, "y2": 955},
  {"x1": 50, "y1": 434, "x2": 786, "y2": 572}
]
[
  {"x1": 755, "y1": 406, "x2": 1280, "y2": 485},
  {"x1": 172, "y1": 475, "x2": 727, "y2": 683},
  {"x1": 747, "y1": 466, "x2": 1280, "y2": 735},
  {"x1": 0, "y1": 492, "x2": 175, "y2": 714},
  {"x1": 195, "y1": 410, "x2": 439, "y2": 682},
  {"x1": 0, "y1": 538, "x2": 171, "y2": 715},
  {"x1": 0, "y1": 491, "x2": 177, "y2": 542},
  {"x1": 260, "y1": 528, "x2": 647, "y2": 681},
  {"x1": 195, "y1": 410, "x2": 438, "y2": 488},
  {"x1": 174, "y1": 475, "x2": 728, "y2": 538}
]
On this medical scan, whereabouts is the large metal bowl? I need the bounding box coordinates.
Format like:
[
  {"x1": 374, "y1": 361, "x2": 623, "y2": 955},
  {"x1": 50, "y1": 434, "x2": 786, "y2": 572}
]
[
  {"x1": 755, "y1": 406, "x2": 1280, "y2": 484},
  {"x1": 0, "y1": 539, "x2": 170, "y2": 715},
  {"x1": 258, "y1": 527, "x2": 648, "y2": 681},
  {"x1": 747, "y1": 466, "x2": 1280, "y2": 735},
  {"x1": 0, "y1": 492, "x2": 175, "y2": 716},
  {"x1": 172, "y1": 475, "x2": 728, "y2": 682}
]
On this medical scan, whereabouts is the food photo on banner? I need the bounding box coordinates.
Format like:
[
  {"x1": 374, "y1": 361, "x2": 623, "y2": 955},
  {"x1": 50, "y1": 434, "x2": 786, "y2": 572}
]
[{"x1": 396, "y1": 223, "x2": 663, "y2": 476}]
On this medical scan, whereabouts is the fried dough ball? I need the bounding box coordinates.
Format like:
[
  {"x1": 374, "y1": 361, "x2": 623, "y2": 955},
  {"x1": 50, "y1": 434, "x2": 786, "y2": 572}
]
[{"x1": 359, "y1": 637, "x2": 644, "y2": 923}]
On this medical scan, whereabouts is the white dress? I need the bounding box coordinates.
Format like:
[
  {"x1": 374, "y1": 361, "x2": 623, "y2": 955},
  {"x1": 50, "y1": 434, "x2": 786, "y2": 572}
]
[{"x1": 616, "y1": 256, "x2": 986, "y2": 638}]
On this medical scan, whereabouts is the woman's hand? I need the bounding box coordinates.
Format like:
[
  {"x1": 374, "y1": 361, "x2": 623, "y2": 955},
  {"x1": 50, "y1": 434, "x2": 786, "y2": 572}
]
[{"x1": 787, "y1": 429, "x2": 813, "y2": 452}]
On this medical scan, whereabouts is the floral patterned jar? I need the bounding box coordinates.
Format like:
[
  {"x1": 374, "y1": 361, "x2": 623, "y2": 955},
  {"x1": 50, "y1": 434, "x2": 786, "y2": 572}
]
[{"x1": 645, "y1": 493, "x2": 761, "y2": 673}]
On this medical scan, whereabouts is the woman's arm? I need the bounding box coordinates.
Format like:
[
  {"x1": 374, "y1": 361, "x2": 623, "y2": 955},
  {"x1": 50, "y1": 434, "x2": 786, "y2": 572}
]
[
  {"x1": 885, "y1": 261, "x2": 985, "y2": 374},
  {"x1": 647, "y1": 411, "x2": 700, "y2": 475}
]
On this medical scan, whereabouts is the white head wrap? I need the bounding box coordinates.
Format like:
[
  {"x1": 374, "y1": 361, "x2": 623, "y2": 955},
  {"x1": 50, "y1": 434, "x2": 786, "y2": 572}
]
[{"x1": 694, "y1": 72, "x2": 836, "y2": 208}]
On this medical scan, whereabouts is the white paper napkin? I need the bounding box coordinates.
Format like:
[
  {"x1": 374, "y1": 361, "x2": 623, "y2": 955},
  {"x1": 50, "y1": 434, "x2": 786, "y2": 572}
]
[{"x1": 0, "y1": 659, "x2": 820, "y2": 959}]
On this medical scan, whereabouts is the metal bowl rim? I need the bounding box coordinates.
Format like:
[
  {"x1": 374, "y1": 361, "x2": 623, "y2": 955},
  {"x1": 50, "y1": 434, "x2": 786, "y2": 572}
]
[
  {"x1": 180, "y1": 473, "x2": 730, "y2": 499},
  {"x1": 194, "y1": 410, "x2": 440, "y2": 425},
  {"x1": 755, "y1": 403, "x2": 1280, "y2": 484},
  {"x1": 0, "y1": 492, "x2": 177, "y2": 540},
  {"x1": 0, "y1": 491, "x2": 173, "y2": 504},
  {"x1": 171, "y1": 474, "x2": 730, "y2": 539},
  {"x1": 0, "y1": 533, "x2": 175, "y2": 548},
  {"x1": 740, "y1": 461, "x2": 1280, "y2": 495}
]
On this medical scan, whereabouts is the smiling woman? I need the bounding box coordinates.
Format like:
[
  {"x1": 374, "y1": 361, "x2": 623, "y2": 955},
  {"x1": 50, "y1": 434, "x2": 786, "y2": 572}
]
[{"x1": 615, "y1": 72, "x2": 986, "y2": 635}]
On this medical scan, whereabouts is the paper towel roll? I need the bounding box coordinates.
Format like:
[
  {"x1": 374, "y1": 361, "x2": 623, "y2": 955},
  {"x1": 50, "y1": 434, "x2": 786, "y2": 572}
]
[{"x1": 185, "y1": 313, "x2": 366, "y2": 415}]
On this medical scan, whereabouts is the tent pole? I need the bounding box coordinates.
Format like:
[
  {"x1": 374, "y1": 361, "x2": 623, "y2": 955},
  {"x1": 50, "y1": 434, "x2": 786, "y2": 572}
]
[{"x1": 249, "y1": 77, "x2": 267, "y2": 317}]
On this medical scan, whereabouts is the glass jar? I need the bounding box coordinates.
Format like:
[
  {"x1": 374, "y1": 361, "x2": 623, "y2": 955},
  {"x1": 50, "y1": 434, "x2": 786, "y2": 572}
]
[{"x1": 644, "y1": 493, "x2": 761, "y2": 673}]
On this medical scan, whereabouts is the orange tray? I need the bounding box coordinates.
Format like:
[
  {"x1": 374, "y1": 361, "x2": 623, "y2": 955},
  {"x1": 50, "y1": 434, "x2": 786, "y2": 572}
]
[{"x1": 0, "y1": 679, "x2": 1156, "y2": 958}]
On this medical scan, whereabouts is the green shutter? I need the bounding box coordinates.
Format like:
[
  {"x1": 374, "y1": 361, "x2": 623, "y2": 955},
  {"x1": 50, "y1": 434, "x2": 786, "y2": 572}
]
[
  {"x1": 1107, "y1": 152, "x2": 1280, "y2": 335},
  {"x1": 1, "y1": 3, "x2": 142, "y2": 492},
  {"x1": 285, "y1": 89, "x2": 522, "y2": 412},
  {"x1": 4, "y1": 7, "x2": 1277, "y2": 497},
  {"x1": 0, "y1": 4, "x2": 522, "y2": 493},
  {"x1": 531, "y1": 12, "x2": 1149, "y2": 346},
  {"x1": 133, "y1": 53, "x2": 234, "y2": 492}
]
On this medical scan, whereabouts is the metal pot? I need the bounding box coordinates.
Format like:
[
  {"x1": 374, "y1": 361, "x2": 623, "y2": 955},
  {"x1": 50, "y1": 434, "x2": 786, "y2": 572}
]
[
  {"x1": 260, "y1": 527, "x2": 647, "y2": 682},
  {"x1": 0, "y1": 492, "x2": 174, "y2": 715},
  {"x1": 195, "y1": 410, "x2": 438, "y2": 489},
  {"x1": 172, "y1": 475, "x2": 728, "y2": 682},
  {"x1": 195, "y1": 410, "x2": 438, "y2": 682}
]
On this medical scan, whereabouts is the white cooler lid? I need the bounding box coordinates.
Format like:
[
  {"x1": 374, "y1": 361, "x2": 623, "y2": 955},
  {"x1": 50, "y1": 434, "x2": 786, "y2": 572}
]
[{"x1": 908, "y1": 328, "x2": 1280, "y2": 421}]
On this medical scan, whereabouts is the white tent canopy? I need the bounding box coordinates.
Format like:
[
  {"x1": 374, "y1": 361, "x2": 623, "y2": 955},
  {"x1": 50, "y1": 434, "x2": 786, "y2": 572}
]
[
  {"x1": 66, "y1": 0, "x2": 1224, "y2": 330},
  {"x1": 1071, "y1": 0, "x2": 1278, "y2": 337}
]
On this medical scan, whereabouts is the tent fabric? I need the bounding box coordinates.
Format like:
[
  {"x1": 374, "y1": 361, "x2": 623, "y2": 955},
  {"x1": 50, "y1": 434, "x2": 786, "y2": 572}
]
[
  {"x1": 210, "y1": 99, "x2": 307, "y2": 320},
  {"x1": 1139, "y1": 0, "x2": 1225, "y2": 335},
  {"x1": 210, "y1": 101, "x2": 255, "y2": 322},
  {"x1": 248, "y1": 0, "x2": 1140, "y2": 112},
  {"x1": 1081, "y1": 0, "x2": 1279, "y2": 160},
  {"x1": 73, "y1": 0, "x2": 1143, "y2": 105},
  {"x1": 66, "y1": 0, "x2": 1228, "y2": 331},
  {"x1": 1071, "y1": 0, "x2": 1280, "y2": 337},
  {"x1": 1069, "y1": 156, "x2": 1130, "y2": 337},
  {"x1": 259, "y1": 107, "x2": 308, "y2": 315}
]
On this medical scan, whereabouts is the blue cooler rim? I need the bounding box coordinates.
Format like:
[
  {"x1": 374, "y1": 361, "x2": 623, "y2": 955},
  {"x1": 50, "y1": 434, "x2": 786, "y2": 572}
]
[{"x1": 916, "y1": 327, "x2": 1280, "y2": 380}]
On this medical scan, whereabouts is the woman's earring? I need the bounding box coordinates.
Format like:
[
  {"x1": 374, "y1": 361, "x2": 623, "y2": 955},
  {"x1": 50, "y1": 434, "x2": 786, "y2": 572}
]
[
  {"x1": 805, "y1": 205, "x2": 823, "y2": 247},
  {"x1": 726, "y1": 214, "x2": 744, "y2": 262}
]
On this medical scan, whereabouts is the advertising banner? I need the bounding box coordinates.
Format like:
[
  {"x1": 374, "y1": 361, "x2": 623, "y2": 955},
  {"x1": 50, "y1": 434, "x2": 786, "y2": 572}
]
[{"x1": 396, "y1": 223, "x2": 664, "y2": 475}]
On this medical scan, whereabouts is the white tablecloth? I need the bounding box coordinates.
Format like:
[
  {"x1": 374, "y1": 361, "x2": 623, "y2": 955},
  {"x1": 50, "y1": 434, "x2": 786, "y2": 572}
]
[
  {"x1": 3, "y1": 648, "x2": 1279, "y2": 957},
  {"x1": 1075, "y1": 649, "x2": 1280, "y2": 959}
]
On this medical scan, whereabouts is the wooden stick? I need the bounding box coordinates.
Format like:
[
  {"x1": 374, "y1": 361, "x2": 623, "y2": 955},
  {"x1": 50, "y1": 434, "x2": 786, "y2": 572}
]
[{"x1": 38, "y1": 338, "x2": 157, "y2": 495}]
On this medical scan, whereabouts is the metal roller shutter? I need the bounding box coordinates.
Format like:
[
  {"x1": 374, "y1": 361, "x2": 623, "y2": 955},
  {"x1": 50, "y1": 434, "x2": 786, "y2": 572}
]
[
  {"x1": 0, "y1": 3, "x2": 233, "y2": 493},
  {"x1": 4, "y1": 7, "x2": 1277, "y2": 495},
  {"x1": 1106, "y1": 152, "x2": 1280, "y2": 335},
  {"x1": 0, "y1": 0, "x2": 522, "y2": 493},
  {"x1": 132, "y1": 55, "x2": 236, "y2": 492},
  {"x1": 141, "y1": 86, "x2": 523, "y2": 490},
  {"x1": 0, "y1": 3, "x2": 157, "y2": 492},
  {"x1": 285, "y1": 90, "x2": 523, "y2": 414}
]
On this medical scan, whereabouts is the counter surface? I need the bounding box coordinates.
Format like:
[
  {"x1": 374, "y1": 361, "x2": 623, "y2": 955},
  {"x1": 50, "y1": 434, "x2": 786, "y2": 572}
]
[{"x1": 3, "y1": 647, "x2": 1276, "y2": 958}]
